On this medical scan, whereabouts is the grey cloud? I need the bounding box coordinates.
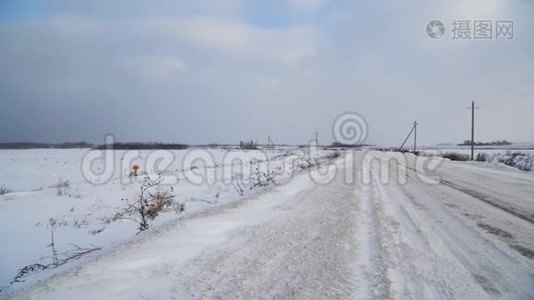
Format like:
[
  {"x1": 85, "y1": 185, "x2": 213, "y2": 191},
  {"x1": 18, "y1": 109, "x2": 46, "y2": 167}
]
[{"x1": 0, "y1": 0, "x2": 533, "y2": 145}]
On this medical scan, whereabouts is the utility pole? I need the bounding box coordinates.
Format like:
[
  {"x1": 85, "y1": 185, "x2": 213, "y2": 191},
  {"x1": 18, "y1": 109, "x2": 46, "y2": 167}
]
[
  {"x1": 468, "y1": 101, "x2": 479, "y2": 160},
  {"x1": 413, "y1": 121, "x2": 418, "y2": 153},
  {"x1": 315, "y1": 130, "x2": 319, "y2": 146},
  {"x1": 399, "y1": 121, "x2": 418, "y2": 152},
  {"x1": 267, "y1": 135, "x2": 274, "y2": 149}
]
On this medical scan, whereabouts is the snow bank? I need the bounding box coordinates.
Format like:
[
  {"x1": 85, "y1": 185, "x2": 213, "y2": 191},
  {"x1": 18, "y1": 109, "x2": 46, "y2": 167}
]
[
  {"x1": 487, "y1": 152, "x2": 534, "y2": 171},
  {"x1": 419, "y1": 148, "x2": 534, "y2": 171}
]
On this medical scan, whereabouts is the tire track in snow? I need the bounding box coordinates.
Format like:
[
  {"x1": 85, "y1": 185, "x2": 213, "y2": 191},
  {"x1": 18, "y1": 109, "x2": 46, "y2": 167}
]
[
  {"x1": 398, "y1": 165, "x2": 534, "y2": 298},
  {"x1": 365, "y1": 163, "x2": 454, "y2": 299},
  {"x1": 353, "y1": 181, "x2": 390, "y2": 299},
  {"x1": 439, "y1": 178, "x2": 534, "y2": 224},
  {"x1": 405, "y1": 163, "x2": 534, "y2": 259}
]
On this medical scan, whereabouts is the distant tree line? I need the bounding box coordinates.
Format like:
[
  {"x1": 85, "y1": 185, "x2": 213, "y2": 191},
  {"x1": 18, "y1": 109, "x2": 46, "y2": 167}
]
[
  {"x1": 328, "y1": 142, "x2": 370, "y2": 148},
  {"x1": 95, "y1": 142, "x2": 188, "y2": 150},
  {"x1": 0, "y1": 142, "x2": 93, "y2": 149},
  {"x1": 239, "y1": 140, "x2": 258, "y2": 150},
  {"x1": 458, "y1": 140, "x2": 511, "y2": 146},
  {"x1": 0, "y1": 142, "x2": 189, "y2": 150}
]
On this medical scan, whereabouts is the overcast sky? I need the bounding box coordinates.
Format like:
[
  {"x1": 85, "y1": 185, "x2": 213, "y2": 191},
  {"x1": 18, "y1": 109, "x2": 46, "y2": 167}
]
[{"x1": 0, "y1": 0, "x2": 533, "y2": 146}]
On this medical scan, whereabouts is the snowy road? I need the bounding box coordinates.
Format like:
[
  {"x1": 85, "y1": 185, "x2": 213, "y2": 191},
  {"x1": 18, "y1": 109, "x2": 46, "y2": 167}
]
[{"x1": 14, "y1": 151, "x2": 534, "y2": 299}]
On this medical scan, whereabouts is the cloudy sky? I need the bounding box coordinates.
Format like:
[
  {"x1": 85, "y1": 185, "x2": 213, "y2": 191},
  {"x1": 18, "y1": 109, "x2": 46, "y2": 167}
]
[{"x1": 0, "y1": 0, "x2": 533, "y2": 146}]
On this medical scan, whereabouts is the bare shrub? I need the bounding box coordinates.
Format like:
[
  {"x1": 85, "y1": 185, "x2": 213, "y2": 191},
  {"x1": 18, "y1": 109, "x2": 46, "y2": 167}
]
[
  {"x1": 110, "y1": 177, "x2": 183, "y2": 232},
  {"x1": 10, "y1": 217, "x2": 100, "y2": 285},
  {"x1": 325, "y1": 151, "x2": 342, "y2": 159},
  {"x1": 53, "y1": 179, "x2": 71, "y2": 196},
  {"x1": 249, "y1": 170, "x2": 276, "y2": 190},
  {"x1": 500, "y1": 152, "x2": 532, "y2": 171},
  {"x1": 0, "y1": 185, "x2": 12, "y2": 195},
  {"x1": 239, "y1": 140, "x2": 258, "y2": 150},
  {"x1": 476, "y1": 152, "x2": 488, "y2": 162},
  {"x1": 292, "y1": 157, "x2": 315, "y2": 170},
  {"x1": 146, "y1": 190, "x2": 178, "y2": 219},
  {"x1": 231, "y1": 176, "x2": 245, "y2": 196},
  {"x1": 47, "y1": 217, "x2": 68, "y2": 265},
  {"x1": 442, "y1": 152, "x2": 470, "y2": 161},
  {"x1": 11, "y1": 246, "x2": 101, "y2": 284}
]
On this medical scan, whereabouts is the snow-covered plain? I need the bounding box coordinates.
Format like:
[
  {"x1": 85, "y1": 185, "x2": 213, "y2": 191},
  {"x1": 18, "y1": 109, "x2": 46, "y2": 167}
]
[
  {"x1": 2, "y1": 149, "x2": 534, "y2": 299},
  {"x1": 0, "y1": 147, "x2": 336, "y2": 295}
]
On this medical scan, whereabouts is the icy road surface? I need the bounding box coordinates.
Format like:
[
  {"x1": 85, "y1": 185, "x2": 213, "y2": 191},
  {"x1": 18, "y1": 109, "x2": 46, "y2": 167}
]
[{"x1": 14, "y1": 151, "x2": 534, "y2": 299}]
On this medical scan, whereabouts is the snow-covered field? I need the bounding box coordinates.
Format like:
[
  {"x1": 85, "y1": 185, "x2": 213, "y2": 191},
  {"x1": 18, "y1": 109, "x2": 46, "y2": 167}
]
[
  {"x1": 418, "y1": 145, "x2": 534, "y2": 171},
  {"x1": 0, "y1": 147, "x2": 337, "y2": 295},
  {"x1": 2, "y1": 149, "x2": 534, "y2": 299}
]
